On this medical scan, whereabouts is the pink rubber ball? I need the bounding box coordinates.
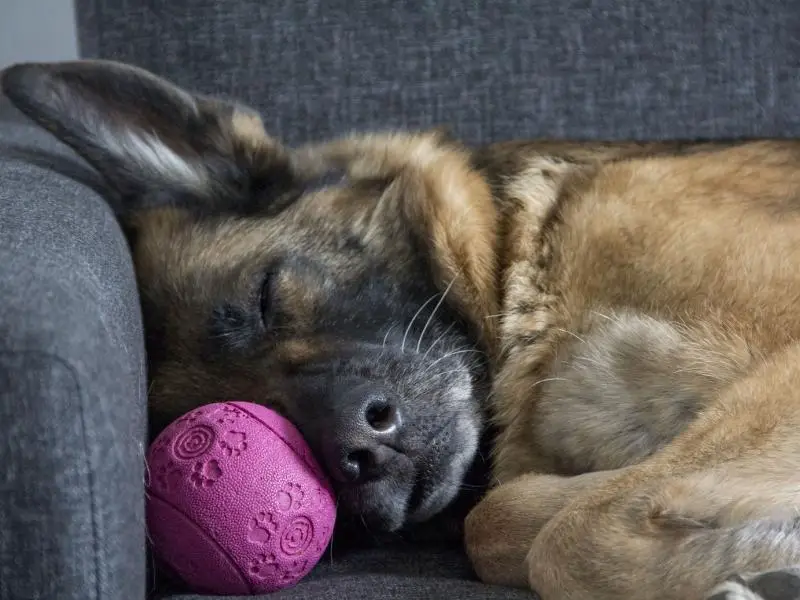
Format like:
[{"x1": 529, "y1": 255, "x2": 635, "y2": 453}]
[{"x1": 145, "y1": 401, "x2": 336, "y2": 595}]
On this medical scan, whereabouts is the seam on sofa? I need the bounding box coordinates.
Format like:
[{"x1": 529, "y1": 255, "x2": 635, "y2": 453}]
[
  {"x1": 0, "y1": 204, "x2": 144, "y2": 401},
  {"x1": 0, "y1": 349, "x2": 101, "y2": 600}
]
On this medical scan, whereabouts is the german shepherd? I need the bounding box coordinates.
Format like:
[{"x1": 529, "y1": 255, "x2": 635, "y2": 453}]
[{"x1": 5, "y1": 60, "x2": 800, "y2": 600}]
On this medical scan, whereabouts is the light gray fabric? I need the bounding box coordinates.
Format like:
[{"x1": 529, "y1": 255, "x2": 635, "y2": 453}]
[
  {"x1": 0, "y1": 98, "x2": 148, "y2": 600},
  {"x1": 77, "y1": 0, "x2": 800, "y2": 146}
]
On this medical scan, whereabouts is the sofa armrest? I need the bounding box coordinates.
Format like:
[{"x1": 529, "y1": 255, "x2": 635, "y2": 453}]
[{"x1": 0, "y1": 98, "x2": 147, "y2": 600}]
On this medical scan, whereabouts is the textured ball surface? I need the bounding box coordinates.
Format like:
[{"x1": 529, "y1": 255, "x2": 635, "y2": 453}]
[{"x1": 145, "y1": 402, "x2": 336, "y2": 595}]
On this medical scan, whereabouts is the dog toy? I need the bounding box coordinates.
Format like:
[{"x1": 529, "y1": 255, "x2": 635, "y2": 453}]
[{"x1": 145, "y1": 401, "x2": 336, "y2": 595}]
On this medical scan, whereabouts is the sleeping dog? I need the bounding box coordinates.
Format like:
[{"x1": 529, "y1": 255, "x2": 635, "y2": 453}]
[{"x1": 5, "y1": 60, "x2": 800, "y2": 600}]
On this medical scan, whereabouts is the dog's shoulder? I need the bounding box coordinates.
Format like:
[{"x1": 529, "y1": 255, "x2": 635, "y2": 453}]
[{"x1": 483, "y1": 138, "x2": 800, "y2": 477}]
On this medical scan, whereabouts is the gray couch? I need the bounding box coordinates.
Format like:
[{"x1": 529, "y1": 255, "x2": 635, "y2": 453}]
[{"x1": 1, "y1": 1, "x2": 798, "y2": 599}]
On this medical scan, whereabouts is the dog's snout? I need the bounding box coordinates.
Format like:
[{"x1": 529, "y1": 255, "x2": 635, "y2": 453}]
[{"x1": 323, "y1": 384, "x2": 403, "y2": 484}]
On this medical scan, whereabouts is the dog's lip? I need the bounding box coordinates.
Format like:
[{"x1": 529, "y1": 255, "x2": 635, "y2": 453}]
[{"x1": 404, "y1": 416, "x2": 462, "y2": 520}]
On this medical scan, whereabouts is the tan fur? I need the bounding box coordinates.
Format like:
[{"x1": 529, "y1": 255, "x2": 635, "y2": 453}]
[
  {"x1": 230, "y1": 109, "x2": 267, "y2": 143},
  {"x1": 461, "y1": 139, "x2": 800, "y2": 600}
]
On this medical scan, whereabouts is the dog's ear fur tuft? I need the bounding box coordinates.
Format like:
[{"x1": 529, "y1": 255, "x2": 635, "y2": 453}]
[
  {"x1": 297, "y1": 131, "x2": 501, "y2": 354},
  {"x1": 1, "y1": 60, "x2": 293, "y2": 214}
]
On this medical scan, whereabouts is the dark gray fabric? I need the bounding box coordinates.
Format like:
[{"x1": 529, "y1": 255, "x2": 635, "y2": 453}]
[
  {"x1": 150, "y1": 516, "x2": 525, "y2": 597},
  {"x1": 176, "y1": 576, "x2": 535, "y2": 600},
  {"x1": 76, "y1": 0, "x2": 800, "y2": 146},
  {"x1": 155, "y1": 540, "x2": 536, "y2": 598},
  {"x1": 0, "y1": 98, "x2": 148, "y2": 600},
  {"x1": 287, "y1": 544, "x2": 536, "y2": 599},
  {"x1": 153, "y1": 541, "x2": 512, "y2": 598}
]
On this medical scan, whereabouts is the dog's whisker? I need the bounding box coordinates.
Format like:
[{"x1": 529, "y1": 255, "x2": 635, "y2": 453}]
[
  {"x1": 359, "y1": 513, "x2": 384, "y2": 543},
  {"x1": 401, "y1": 292, "x2": 441, "y2": 354},
  {"x1": 422, "y1": 323, "x2": 455, "y2": 362},
  {"x1": 416, "y1": 278, "x2": 457, "y2": 354},
  {"x1": 424, "y1": 368, "x2": 468, "y2": 382},
  {"x1": 381, "y1": 324, "x2": 397, "y2": 348},
  {"x1": 404, "y1": 371, "x2": 465, "y2": 405},
  {"x1": 422, "y1": 348, "x2": 485, "y2": 375}
]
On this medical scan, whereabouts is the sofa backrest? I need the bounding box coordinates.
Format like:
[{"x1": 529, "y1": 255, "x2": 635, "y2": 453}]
[{"x1": 76, "y1": 0, "x2": 800, "y2": 145}]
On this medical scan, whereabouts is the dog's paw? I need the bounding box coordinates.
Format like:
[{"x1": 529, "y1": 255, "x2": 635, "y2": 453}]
[{"x1": 706, "y1": 568, "x2": 800, "y2": 600}]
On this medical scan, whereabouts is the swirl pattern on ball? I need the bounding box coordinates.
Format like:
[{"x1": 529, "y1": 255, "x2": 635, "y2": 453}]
[
  {"x1": 173, "y1": 425, "x2": 216, "y2": 459},
  {"x1": 279, "y1": 517, "x2": 314, "y2": 556}
]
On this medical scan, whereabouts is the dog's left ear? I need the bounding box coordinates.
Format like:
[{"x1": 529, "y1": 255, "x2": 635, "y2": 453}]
[
  {"x1": 295, "y1": 131, "x2": 501, "y2": 356},
  {"x1": 1, "y1": 60, "x2": 292, "y2": 215}
]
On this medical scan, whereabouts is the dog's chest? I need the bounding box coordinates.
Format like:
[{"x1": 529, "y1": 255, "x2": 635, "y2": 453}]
[{"x1": 528, "y1": 310, "x2": 753, "y2": 474}]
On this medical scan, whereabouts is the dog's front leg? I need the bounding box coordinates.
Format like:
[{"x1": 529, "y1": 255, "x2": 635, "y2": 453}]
[
  {"x1": 464, "y1": 469, "x2": 623, "y2": 588},
  {"x1": 522, "y1": 342, "x2": 800, "y2": 600}
]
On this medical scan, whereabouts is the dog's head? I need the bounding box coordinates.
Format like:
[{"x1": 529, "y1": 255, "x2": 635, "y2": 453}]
[{"x1": 2, "y1": 60, "x2": 499, "y2": 532}]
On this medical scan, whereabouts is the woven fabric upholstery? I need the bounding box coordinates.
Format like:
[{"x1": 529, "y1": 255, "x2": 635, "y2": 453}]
[{"x1": 76, "y1": 0, "x2": 800, "y2": 146}]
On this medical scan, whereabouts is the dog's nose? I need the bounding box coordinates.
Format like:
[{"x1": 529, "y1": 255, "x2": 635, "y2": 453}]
[{"x1": 323, "y1": 384, "x2": 403, "y2": 484}]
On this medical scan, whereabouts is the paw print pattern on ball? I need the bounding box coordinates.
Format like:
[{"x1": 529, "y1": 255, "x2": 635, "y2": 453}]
[
  {"x1": 316, "y1": 526, "x2": 331, "y2": 554},
  {"x1": 280, "y1": 558, "x2": 310, "y2": 583},
  {"x1": 190, "y1": 459, "x2": 222, "y2": 488},
  {"x1": 175, "y1": 408, "x2": 206, "y2": 427},
  {"x1": 276, "y1": 483, "x2": 305, "y2": 512},
  {"x1": 219, "y1": 431, "x2": 247, "y2": 457},
  {"x1": 315, "y1": 487, "x2": 331, "y2": 509},
  {"x1": 173, "y1": 425, "x2": 216, "y2": 459},
  {"x1": 213, "y1": 404, "x2": 250, "y2": 425},
  {"x1": 150, "y1": 435, "x2": 171, "y2": 455},
  {"x1": 249, "y1": 553, "x2": 280, "y2": 581},
  {"x1": 247, "y1": 511, "x2": 279, "y2": 545},
  {"x1": 250, "y1": 553, "x2": 309, "y2": 585},
  {"x1": 152, "y1": 460, "x2": 183, "y2": 492}
]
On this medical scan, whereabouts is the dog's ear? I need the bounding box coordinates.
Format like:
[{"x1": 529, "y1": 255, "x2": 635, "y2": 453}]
[
  {"x1": 296, "y1": 131, "x2": 501, "y2": 356},
  {"x1": 1, "y1": 60, "x2": 294, "y2": 215}
]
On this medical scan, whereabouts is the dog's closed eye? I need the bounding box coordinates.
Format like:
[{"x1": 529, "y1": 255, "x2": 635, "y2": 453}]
[{"x1": 259, "y1": 269, "x2": 278, "y2": 331}]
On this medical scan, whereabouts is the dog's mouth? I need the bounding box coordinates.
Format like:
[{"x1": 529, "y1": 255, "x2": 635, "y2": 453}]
[{"x1": 329, "y1": 410, "x2": 480, "y2": 533}]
